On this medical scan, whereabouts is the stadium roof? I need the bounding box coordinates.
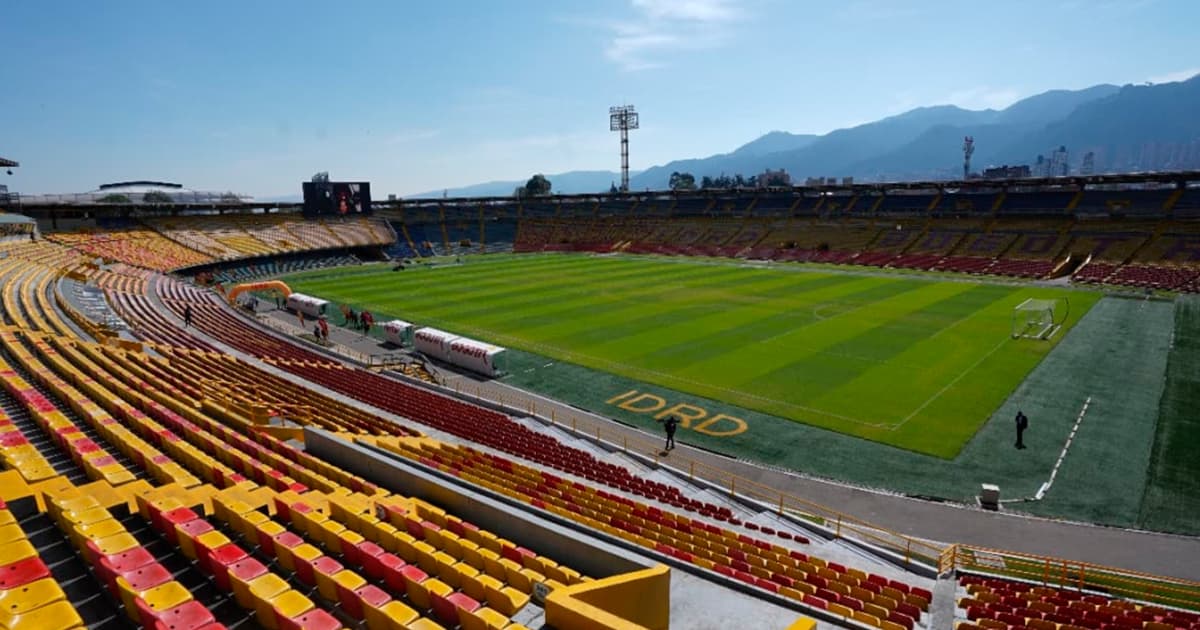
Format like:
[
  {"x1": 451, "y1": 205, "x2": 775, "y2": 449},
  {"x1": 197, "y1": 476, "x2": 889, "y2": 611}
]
[
  {"x1": 0, "y1": 156, "x2": 18, "y2": 168},
  {"x1": 98, "y1": 180, "x2": 183, "y2": 191}
]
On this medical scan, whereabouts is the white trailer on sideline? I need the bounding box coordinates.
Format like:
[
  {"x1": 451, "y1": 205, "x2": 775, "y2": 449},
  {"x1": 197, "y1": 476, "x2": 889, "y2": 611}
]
[
  {"x1": 285, "y1": 293, "x2": 328, "y2": 319},
  {"x1": 382, "y1": 319, "x2": 414, "y2": 346},
  {"x1": 413, "y1": 327, "x2": 459, "y2": 362},
  {"x1": 448, "y1": 337, "x2": 507, "y2": 377}
]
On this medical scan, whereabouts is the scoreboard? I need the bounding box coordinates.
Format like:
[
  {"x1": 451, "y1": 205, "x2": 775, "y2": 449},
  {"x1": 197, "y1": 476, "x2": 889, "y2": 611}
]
[{"x1": 302, "y1": 181, "x2": 372, "y2": 217}]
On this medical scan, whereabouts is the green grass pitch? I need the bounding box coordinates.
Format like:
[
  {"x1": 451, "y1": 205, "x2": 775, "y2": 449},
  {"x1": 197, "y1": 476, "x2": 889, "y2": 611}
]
[{"x1": 284, "y1": 253, "x2": 1098, "y2": 458}]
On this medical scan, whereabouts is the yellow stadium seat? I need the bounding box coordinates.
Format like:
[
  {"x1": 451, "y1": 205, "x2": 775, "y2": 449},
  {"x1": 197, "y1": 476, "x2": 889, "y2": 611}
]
[
  {"x1": 864, "y1": 602, "x2": 891, "y2": 620},
  {"x1": 0, "y1": 599, "x2": 85, "y2": 630},
  {"x1": 458, "y1": 606, "x2": 511, "y2": 630},
  {"x1": 132, "y1": 581, "x2": 192, "y2": 622},
  {"x1": 320, "y1": 569, "x2": 364, "y2": 605},
  {"x1": 256, "y1": 589, "x2": 313, "y2": 630},
  {"x1": 364, "y1": 599, "x2": 420, "y2": 630},
  {"x1": 406, "y1": 618, "x2": 447, "y2": 630},
  {"x1": 853, "y1": 609, "x2": 883, "y2": 628},
  {"x1": 406, "y1": 576, "x2": 452, "y2": 612},
  {"x1": 478, "y1": 573, "x2": 529, "y2": 617},
  {"x1": 0, "y1": 540, "x2": 38, "y2": 566},
  {"x1": 413, "y1": 541, "x2": 439, "y2": 574},
  {"x1": 0, "y1": 578, "x2": 66, "y2": 617}
]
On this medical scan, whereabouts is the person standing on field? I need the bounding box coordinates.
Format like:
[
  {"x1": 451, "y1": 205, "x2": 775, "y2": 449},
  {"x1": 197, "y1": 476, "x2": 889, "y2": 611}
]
[
  {"x1": 662, "y1": 415, "x2": 679, "y2": 451},
  {"x1": 1015, "y1": 410, "x2": 1029, "y2": 449}
]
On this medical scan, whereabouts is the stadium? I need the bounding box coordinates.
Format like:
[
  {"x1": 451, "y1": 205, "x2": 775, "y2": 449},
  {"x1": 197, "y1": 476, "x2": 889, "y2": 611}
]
[{"x1": 0, "y1": 156, "x2": 1196, "y2": 630}]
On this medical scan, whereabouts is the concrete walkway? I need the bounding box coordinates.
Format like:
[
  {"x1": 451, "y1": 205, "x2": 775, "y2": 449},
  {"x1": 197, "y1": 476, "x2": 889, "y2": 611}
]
[{"x1": 254, "y1": 303, "x2": 1200, "y2": 582}]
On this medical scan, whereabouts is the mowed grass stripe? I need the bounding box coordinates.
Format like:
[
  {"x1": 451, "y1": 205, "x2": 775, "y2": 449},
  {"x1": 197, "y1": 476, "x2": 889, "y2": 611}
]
[
  {"x1": 531, "y1": 269, "x2": 821, "y2": 347},
  {"x1": 618, "y1": 275, "x2": 905, "y2": 369},
  {"x1": 295, "y1": 253, "x2": 608, "y2": 292},
  {"x1": 804, "y1": 284, "x2": 1021, "y2": 429},
  {"x1": 296, "y1": 255, "x2": 636, "y2": 308},
  {"x1": 680, "y1": 278, "x2": 940, "y2": 384},
  {"x1": 444, "y1": 262, "x2": 751, "y2": 327},
  {"x1": 343, "y1": 256, "x2": 661, "y2": 311},
  {"x1": 500, "y1": 270, "x2": 841, "y2": 342},
  {"x1": 328, "y1": 257, "x2": 699, "y2": 323},
  {"x1": 732, "y1": 283, "x2": 988, "y2": 422}
]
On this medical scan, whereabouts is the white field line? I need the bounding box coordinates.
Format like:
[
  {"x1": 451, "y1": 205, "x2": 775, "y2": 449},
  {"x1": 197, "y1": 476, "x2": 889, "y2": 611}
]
[
  {"x1": 891, "y1": 336, "x2": 1011, "y2": 431},
  {"x1": 1035, "y1": 396, "x2": 1092, "y2": 500}
]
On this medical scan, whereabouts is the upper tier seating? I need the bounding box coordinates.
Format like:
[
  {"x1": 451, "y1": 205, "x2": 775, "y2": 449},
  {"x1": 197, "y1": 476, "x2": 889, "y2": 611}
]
[{"x1": 47, "y1": 229, "x2": 213, "y2": 272}]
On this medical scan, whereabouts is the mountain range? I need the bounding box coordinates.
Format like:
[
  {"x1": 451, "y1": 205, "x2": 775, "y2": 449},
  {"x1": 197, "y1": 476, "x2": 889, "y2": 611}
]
[{"x1": 411, "y1": 74, "x2": 1200, "y2": 198}]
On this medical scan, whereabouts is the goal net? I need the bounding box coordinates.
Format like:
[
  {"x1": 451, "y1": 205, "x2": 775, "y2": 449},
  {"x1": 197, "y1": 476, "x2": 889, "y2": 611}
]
[{"x1": 1011, "y1": 298, "x2": 1067, "y2": 340}]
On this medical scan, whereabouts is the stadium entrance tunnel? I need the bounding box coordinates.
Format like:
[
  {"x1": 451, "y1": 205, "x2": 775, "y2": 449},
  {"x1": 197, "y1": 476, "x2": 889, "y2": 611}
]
[{"x1": 607, "y1": 390, "x2": 748, "y2": 437}]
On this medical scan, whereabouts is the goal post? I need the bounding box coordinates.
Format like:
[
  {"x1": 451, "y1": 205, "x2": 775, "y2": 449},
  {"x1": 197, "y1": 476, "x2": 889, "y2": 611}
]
[{"x1": 1011, "y1": 297, "x2": 1068, "y2": 340}]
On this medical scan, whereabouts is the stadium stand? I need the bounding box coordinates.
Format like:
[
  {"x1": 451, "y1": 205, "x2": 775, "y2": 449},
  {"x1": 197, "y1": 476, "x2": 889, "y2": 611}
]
[
  {"x1": 502, "y1": 207, "x2": 1200, "y2": 288},
  {"x1": 957, "y1": 574, "x2": 1200, "y2": 630},
  {"x1": 368, "y1": 437, "x2": 932, "y2": 630},
  {"x1": 0, "y1": 244, "x2": 608, "y2": 630},
  {"x1": 46, "y1": 228, "x2": 214, "y2": 272}
]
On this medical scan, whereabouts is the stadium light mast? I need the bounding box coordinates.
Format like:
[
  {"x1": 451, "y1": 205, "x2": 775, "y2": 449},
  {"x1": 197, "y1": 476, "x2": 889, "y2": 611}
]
[
  {"x1": 609, "y1": 105, "x2": 639, "y2": 192},
  {"x1": 962, "y1": 136, "x2": 975, "y2": 180}
]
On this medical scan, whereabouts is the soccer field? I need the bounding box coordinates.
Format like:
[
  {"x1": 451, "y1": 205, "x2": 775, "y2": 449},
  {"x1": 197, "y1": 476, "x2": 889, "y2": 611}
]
[{"x1": 285, "y1": 254, "x2": 1098, "y2": 458}]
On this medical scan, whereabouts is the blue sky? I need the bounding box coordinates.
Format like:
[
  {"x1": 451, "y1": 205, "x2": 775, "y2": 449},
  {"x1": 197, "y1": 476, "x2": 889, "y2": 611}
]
[{"x1": 2, "y1": 0, "x2": 1197, "y2": 198}]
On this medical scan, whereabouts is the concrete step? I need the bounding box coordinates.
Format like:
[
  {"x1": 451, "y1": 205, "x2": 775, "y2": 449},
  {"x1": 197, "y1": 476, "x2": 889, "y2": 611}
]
[
  {"x1": 928, "y1": 576, "x2": 959, "y2": 630},
  {"x1": 603, "y1": 451, "x2": 654, "y2": 474},
  {"x1": 745, "y1": 511, "x2": 822, "y2": 541},
  {"x1": 679, "y1": 488, "x2": 759, "y2": 520}
]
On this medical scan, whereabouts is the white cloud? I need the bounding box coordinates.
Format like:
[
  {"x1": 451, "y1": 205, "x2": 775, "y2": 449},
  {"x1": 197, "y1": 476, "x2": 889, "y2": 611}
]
[
  {"x1": 596, "y1": 0, "x2": 745, "y2": 71},
  {"x1": 944, "y1": 86, "x2": 1023, "y2": 111},
  {"x1": 631, "y1": 0, "x2": 737, "y2": 21},
  {"x1": 1147, "y1": 68, "x2": 1200, "y2": 84}
]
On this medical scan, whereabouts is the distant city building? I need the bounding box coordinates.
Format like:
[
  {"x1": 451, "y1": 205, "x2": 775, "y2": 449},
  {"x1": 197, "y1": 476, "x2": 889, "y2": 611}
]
[
  {"x1": 1049, "y1": 146, "x2": 1070, "y2": 176},
  {"x1": 982, "y1": 165, "x2": 1032, "y2": 179},
  {"x1": 1080, "y1": 151, "x2": 1096, "y2": 176},
  {"x1": 757, "y1": 169, "x2": 791, "y2": 187}
]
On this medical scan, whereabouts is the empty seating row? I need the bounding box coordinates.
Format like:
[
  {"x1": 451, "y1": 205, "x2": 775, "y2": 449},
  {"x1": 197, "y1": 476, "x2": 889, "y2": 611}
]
[
  {"x1": 958, "y1": 574, "x2": 1200, "y2": 630},
  {"x1": 0, "y1": 497, "x2": 87, "y2": 629},
  {"x1": 370, "y1": 437, "x2": 931, "y2": 630}
]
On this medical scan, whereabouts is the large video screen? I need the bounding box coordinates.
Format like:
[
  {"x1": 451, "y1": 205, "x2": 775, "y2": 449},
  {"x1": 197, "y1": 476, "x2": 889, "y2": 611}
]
[{"x1": 302, "y1": 181, "x2": 371, "y2": 216}]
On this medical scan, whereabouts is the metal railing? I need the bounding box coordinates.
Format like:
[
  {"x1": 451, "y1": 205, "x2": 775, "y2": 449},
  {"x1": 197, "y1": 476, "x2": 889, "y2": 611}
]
[{"x1": 943, "y1": 543, "x2": 1200, "y2": 611}]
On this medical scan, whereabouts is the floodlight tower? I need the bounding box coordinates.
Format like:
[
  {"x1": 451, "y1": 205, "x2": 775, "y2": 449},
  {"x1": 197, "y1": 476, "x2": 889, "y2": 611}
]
[
  {"x1": 609, "y1": 105, "x2": 639, "y2": 192},
  {"x1": 962, "y1": 136, "x2": 975, "y2": 180}
]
